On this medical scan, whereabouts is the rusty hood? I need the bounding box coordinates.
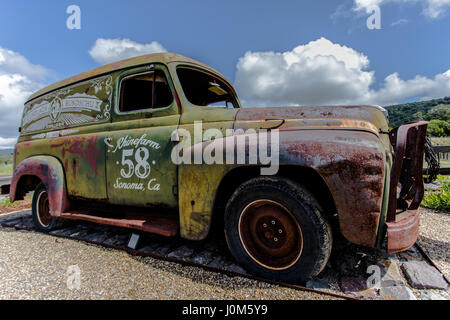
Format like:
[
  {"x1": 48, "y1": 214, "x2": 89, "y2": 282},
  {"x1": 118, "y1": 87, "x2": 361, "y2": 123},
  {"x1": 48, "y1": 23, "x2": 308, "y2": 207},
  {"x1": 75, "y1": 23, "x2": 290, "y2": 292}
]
[{"x1": 234, "y1": 105, "x2": 390, "y2": 134}]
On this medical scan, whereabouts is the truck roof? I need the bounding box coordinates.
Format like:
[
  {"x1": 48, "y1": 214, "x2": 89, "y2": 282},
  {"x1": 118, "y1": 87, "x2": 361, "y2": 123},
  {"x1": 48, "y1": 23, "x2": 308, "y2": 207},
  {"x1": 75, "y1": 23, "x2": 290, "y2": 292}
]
[{"x1": 27, "y1": 52, "x2": 224, "y2": 103}]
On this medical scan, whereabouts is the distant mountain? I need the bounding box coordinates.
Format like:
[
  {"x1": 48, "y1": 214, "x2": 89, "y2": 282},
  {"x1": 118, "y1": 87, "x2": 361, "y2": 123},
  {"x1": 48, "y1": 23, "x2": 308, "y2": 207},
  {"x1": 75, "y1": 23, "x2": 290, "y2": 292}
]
[
  {"x1": 0, "y1": 149, "x2": 13, "y2": 156},
  {"x1": 385, "y1": 97, "x2": 450, "y2": 128}
]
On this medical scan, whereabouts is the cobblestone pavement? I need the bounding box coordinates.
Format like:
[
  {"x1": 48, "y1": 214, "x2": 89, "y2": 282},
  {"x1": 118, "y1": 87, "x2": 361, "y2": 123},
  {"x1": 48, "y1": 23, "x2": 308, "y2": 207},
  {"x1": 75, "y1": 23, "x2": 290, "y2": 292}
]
[
  {"x1": 0, "y1": 209, "x2": 448, "y2": 300},
  {"x1": 417, "y1": 208, "x2": 450, "y2": 281}
]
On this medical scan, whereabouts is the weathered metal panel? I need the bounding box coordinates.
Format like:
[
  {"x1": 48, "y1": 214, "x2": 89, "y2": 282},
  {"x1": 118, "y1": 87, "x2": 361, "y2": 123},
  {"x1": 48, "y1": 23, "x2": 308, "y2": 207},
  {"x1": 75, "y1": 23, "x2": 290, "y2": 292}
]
[
  {"x1": 179, "y1": 164, "x2": 233, "y2": 240},
  {"x1": 386, "y1": 210, "x2": 420, "y2": 253},
  {"x1": 235, "y1": 105, "x2": 390, "y2": 135},
  {"x1": 177, "y1": 128, "x2": 387, "y2": 246},
  {"x1": 22, "y1": 75, "x2": 113, "y2": 134},
  {"x1": 387, "y1": 122, "x2": 428, "y2": 221},
  {"x1": 105, "y1": 119, "x2": 180, "y2": 208},
  {"x1": 10, "y1": 156, "x2": 70, "y2": 216},
  {"x1": 385, "y1": 121, "x2": 428, "y2": 253},
  {"x1": 14, "y1": 131, "x2": 108, "y2": 200},
  {"x1": 177, "y1": 108, "x2": 238, "y2": 239},
  {"x1": 279, "y1": 130, "x2": 387, "y2": 247}
]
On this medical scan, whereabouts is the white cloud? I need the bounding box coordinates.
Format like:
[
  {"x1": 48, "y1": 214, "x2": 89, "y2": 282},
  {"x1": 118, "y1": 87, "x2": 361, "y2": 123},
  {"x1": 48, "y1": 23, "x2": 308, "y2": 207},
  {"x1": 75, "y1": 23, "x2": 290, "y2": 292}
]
[
  {"x1": 376, "y1": 70, "x2": 450, "y2": 104},
  {"x1": 423, "y1": 0, "x2": 450, "y2": 18},
  {"x1": 0, "y1": 137, "x2": 17, "y2": 149},
  {"x1": 89, "y1": 38, "x2": 167, "y2": 65},
  {"x1": 0, "y1": 47, "x2": 48, "y2": 148},
  {"x1": 391, "y1": 18, "x2": 409, "y2": 26},
  {"x1": 0, "y1": 48, "x2": 48, "y2": 82},
  {"x1": 354, "y1": 0, "x2": 385, "y2": 13},
  {"x1": 234, "y1": 37, "x2": 450, "y2": 107},
  {"x1": 352, "y1": 0, "x2": 450, "y2": 19}
]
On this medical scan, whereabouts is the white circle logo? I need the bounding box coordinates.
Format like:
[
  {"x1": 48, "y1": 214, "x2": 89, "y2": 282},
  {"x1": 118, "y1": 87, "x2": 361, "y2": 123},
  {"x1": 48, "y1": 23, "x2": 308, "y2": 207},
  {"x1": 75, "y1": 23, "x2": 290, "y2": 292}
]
[{"x1": 50, "y1": 97, "x2": 62, "y2": 121}]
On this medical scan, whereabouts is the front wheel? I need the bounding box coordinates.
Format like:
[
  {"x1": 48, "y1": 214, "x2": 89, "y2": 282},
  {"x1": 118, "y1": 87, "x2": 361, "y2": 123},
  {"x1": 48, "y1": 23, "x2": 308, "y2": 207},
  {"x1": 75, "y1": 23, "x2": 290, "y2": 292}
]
[
  {"x1": 32, "y1": 183, "x2": 65, "y2": 232},
  {"x1": 224, "y1": 177, "x2": 332, "y2": 283}
]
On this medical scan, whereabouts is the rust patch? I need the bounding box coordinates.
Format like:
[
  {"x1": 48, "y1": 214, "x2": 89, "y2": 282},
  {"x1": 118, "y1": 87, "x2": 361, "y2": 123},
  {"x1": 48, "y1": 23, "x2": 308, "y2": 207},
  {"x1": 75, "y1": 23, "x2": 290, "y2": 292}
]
[
  {"x1": 86, "y1": 136, "x2": 100, "y2": 175},
  {"x1": 10, "y1": 157, "x2": 70, "y2": 216},
  {"x1": 72, "y1": 159, "x2": 78, "y2": 181},
  {"x1": 385, "y1": 122, "x2": 428, "y2": 253},
  {"x1": 50, "y1": 136, "x2": 100, "y2": 176},
  {"x1": 279, "y1": 130, "x2": 386, "y2": 247}
]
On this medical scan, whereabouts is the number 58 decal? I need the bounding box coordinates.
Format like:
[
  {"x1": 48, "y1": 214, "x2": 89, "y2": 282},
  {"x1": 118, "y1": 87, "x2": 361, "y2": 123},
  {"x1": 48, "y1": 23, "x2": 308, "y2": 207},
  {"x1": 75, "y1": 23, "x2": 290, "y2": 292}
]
[{"x1": 120, "y1": 147, "x2": 152, "y2": 179}]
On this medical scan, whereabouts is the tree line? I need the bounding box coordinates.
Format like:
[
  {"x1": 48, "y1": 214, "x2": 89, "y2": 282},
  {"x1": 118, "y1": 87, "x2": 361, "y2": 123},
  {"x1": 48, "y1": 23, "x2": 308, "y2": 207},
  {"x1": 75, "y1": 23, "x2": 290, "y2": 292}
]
[{"x1": 385, "y1": 97, "x2": 450, "y2": 137}]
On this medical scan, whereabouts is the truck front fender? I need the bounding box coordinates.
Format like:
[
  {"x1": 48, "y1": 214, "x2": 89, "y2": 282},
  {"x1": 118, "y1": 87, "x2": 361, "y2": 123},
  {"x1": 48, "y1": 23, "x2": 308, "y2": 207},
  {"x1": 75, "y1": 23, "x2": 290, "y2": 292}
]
[
  {"x1": 10, "y1": 156, "x2": 70, "y2": 216},
  {"x1": 178, "y1": 129, "x2": 387, "y2": 248},
  {"x1": 279, "y1": 129, "x2": 387, "y2": 247}
]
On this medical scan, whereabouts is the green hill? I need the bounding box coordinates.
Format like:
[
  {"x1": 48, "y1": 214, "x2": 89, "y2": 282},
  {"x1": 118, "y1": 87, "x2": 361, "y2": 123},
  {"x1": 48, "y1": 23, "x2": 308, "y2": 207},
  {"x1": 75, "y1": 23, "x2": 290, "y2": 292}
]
[{"x1": 385, "y1": 96, "x2": 450, "y2": 128}]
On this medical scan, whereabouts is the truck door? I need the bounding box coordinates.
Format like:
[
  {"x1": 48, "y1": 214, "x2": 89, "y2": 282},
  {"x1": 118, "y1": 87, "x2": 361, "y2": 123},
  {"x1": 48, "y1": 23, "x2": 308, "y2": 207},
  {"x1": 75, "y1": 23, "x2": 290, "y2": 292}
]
[{"x1": 105, "y1": 64, "x2": 180, "y2": 208}]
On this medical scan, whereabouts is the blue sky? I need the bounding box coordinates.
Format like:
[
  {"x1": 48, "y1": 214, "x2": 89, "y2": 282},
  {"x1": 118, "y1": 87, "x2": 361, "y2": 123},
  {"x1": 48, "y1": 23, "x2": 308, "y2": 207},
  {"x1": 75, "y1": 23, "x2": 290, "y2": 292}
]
[
  {"x1": 1, "y1": 0, "x2": 449, "y2": 81},
  {"x1": 0, "y1": 0, "x2": 449, "y2": 146}
]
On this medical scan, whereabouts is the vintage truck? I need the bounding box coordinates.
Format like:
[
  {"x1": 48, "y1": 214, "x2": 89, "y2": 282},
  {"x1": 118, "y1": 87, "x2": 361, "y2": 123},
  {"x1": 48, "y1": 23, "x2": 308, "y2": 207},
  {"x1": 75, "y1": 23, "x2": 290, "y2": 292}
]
[{"x1": 4, "y1": 53, "x2": 428, "y2": 283}]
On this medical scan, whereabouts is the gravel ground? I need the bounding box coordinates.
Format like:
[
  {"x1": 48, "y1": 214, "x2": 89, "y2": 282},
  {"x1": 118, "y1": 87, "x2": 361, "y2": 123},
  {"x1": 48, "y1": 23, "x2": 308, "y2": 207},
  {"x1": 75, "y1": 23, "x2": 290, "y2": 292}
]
[
  {"x1": 417, "y1": 207, "x2": 450, "y2": 281},
  {"x1": 0, "y1": 203, "x2": 447, "y2": 300},
  {"x1": 0, "y1": 225, "x2": 340, "y2": 300}
]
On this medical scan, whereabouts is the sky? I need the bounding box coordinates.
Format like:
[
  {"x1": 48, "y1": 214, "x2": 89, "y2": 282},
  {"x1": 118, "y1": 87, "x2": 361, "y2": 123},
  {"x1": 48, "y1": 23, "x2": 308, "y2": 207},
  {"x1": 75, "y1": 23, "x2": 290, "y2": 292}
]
[{"x1": 0, "y1": 0, "x2": 449, "y2": 148}]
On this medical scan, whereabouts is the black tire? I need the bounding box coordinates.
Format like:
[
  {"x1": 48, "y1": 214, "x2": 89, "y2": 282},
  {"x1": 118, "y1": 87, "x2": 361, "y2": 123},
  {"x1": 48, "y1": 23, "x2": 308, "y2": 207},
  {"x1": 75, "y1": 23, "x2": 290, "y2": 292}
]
[
  {"x1": 32, "y1": 183, "x2": 66, "y2": 232},
  {"x1": 224, "y1": 177, "x2": 332, "y2": 283}
]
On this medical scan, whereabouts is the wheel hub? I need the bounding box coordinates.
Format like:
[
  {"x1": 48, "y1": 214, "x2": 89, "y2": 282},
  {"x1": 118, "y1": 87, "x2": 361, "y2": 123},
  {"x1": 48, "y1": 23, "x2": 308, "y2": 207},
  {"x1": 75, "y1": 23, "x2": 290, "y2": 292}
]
[
  {"x1": 238, "y1": 199, "x2": 303, "y2": 270},
  {"x1": 37, "y1": 190, "x2": 51, "y2": 227}
]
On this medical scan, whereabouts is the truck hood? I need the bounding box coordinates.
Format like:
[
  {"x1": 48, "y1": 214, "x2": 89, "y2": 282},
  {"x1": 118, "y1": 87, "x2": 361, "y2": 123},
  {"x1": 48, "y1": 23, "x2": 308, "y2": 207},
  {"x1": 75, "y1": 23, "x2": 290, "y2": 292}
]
[{"x1": 234, "y1": 105, "x2": 390, "y2": 134}]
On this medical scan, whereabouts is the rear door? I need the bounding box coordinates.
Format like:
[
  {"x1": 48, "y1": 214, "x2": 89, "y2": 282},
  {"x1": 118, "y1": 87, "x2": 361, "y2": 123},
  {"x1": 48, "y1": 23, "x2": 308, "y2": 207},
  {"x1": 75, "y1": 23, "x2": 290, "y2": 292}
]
[{"x1": 105, "y1": 64, "x2": 180, "y2": 208}]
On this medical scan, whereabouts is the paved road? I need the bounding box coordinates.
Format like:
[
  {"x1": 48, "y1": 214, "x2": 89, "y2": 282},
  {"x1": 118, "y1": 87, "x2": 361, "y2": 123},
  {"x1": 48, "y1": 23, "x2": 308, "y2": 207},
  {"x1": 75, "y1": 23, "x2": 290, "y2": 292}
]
[{"x1": 0, "y1": 175, "x2": 11, "y2": 187}]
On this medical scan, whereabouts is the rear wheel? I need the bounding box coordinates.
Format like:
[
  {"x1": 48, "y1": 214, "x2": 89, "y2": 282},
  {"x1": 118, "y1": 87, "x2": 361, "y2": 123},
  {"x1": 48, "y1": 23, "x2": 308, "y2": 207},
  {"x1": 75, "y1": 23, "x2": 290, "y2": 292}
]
[
  {"x1": 32, "y1": 183, "x2": 65, "y2": 232},
  {"x1": 224, "y1": 177, "x2": 332, "y2": 283}
]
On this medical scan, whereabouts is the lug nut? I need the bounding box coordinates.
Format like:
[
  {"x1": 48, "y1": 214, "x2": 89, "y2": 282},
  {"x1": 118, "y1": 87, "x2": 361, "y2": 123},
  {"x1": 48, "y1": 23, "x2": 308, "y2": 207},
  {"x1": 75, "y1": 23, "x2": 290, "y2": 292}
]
[
  {"x1": 271, "y1": 220, "x2": 276, "y2": 225},
  {"x1": 274, "y1": 237, "x2": 278, "y2": 242},
  {"x1": 278, "y1": 229, "x2": 282, "y2": 234},
  {"x1": 263, "y1": 223, "x2": 267, "y2": 228}
]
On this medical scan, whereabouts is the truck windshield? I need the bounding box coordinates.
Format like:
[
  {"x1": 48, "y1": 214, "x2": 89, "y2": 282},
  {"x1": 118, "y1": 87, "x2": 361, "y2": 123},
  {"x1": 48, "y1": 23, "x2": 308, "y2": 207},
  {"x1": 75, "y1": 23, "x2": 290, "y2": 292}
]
[{"x1": 177, "y1": 67, "x2": 238, "y2": 108}]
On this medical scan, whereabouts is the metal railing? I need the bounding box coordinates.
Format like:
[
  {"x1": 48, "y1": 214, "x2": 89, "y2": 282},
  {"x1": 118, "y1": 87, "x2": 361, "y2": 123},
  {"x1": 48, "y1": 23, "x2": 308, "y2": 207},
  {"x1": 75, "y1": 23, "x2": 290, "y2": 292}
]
[{"x1": 431, "y1": 145, "x2": 450, "y2": 175}]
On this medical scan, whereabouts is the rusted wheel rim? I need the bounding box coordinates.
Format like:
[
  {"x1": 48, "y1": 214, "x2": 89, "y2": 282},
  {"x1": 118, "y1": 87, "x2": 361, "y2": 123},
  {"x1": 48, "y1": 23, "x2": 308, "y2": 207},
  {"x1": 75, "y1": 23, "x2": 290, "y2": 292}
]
[
  {"x1": 36, "y1": 190, "x2": 51, "y2": 227},
  {"x1": 238, "y1": 199, "x2": 303, "y2": 270}
]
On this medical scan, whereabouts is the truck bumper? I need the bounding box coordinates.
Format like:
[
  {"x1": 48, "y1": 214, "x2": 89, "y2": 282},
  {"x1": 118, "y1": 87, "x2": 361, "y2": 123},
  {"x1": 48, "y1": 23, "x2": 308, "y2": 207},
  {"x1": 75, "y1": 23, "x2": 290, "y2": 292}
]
[
  {"x1": 385, "y1": 121, "x2": 428, "y2": 253},
  {"x1": 386, "y1": 209, "x2": 420, "y2": 253}
]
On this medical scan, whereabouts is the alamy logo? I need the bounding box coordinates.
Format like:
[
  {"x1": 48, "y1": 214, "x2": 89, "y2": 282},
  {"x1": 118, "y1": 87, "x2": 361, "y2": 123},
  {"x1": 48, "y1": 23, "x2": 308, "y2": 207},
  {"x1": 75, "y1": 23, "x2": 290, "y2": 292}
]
[
  {"x1": 66, "y1": 5, "x2": 81, "y2": 30},
  {"x1": 366, "y1": 5, "x2": 381, "y2": 30},
  {"x1": 66, "y1": 265, "x2": 81, "y2": 290},
  {"x1": 366, "y1": 264, "x2": 382, "y2": 289},
  {"x1": 170, "y1": 121, "x2": 280, "y2": 175}
]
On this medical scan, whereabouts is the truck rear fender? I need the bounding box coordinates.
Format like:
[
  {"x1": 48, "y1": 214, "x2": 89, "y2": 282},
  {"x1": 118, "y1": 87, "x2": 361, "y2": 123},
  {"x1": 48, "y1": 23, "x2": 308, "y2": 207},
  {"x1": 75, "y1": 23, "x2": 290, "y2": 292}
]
[{"x1": 10, "y1": 156, "x2": 70, "y2": 216}]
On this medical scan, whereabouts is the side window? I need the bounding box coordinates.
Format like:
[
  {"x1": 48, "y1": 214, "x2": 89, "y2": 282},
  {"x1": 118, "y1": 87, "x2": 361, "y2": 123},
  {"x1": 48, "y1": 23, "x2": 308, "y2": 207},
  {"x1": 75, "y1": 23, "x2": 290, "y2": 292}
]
[
  {"x1": 119, "y1": 69, "x2": 173, "y2": 112},
  {"x1": 176, "y1": 67, "x2": 238, "y2": 108}
]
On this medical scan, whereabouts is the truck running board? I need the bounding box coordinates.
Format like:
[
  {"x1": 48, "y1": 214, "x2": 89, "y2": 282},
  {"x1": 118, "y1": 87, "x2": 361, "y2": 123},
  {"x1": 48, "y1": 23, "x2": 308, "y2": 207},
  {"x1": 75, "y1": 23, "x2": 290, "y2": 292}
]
[{"x1": 59, "y1": 210, "x2": 179, "y2": 237}]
